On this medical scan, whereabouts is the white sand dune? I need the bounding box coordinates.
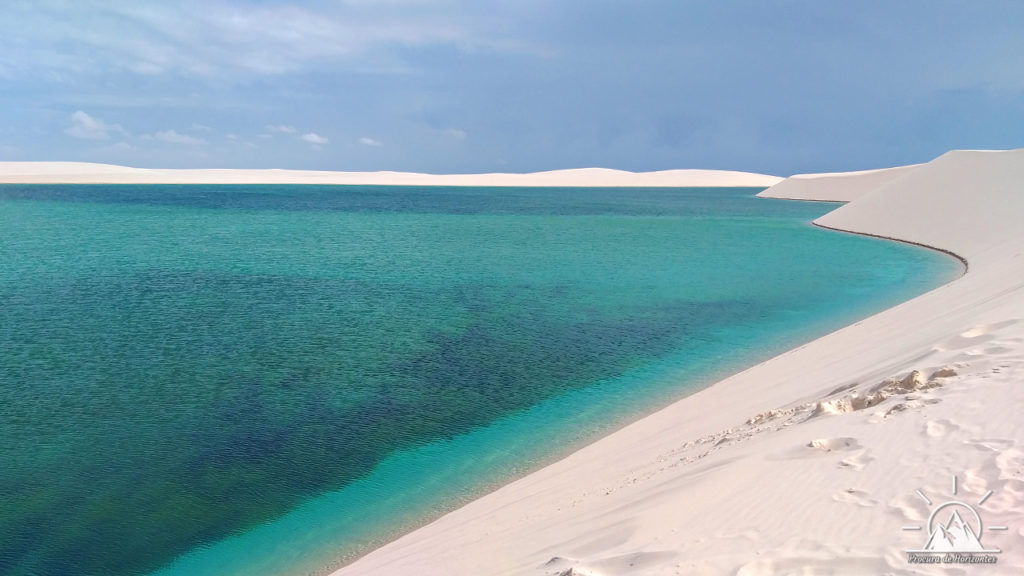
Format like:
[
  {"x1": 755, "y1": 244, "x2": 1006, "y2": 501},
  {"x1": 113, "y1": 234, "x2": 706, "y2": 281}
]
[
  {"x1": 761, "y1": 163, "x2": 922, "y2": 202},
  {"x1": 0, "y1": 162, "x2": 782, "y2": 187},
  {"x1": 329, "y1": 149, "x2": 1024, "y2": 575}
]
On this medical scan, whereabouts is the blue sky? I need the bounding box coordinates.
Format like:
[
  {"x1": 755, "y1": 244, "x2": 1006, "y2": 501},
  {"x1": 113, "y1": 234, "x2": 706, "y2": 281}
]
[{"x1": 1, "y1": 1, "x2": 1022, "y2": 175}]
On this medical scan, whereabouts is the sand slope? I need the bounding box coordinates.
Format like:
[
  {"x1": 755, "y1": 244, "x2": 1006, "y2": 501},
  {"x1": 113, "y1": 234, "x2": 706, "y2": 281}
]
[
  {"x1": 333, "y1": 149, "x2": 1024, "y2": 575},
  {"x1": 759, "y1": 163, "x2": 922, "y2": 202},
  {"x1": 0, "y1": 162, "x2": 782, "y2": 187}
]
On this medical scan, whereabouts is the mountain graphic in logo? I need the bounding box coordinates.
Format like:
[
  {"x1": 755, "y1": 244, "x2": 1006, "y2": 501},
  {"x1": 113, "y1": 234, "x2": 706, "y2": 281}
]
[
  {"x1": 923, "y1": 508, "x2": 985, "y2": 552},
  {"x1": 903, "y1": 475, "x2": 1008, "y2": 557}
]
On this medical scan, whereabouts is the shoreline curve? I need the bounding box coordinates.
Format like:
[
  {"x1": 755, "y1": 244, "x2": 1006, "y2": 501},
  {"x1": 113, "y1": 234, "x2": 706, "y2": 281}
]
[{"x1": 332, "y1": 147, "x2": 1024, "y2": 575}]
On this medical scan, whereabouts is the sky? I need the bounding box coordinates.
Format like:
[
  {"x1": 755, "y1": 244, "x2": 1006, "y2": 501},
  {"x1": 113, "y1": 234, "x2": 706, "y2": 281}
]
[{"x1": 1, "y1": 1, "x2": 1023, "y2": 176}]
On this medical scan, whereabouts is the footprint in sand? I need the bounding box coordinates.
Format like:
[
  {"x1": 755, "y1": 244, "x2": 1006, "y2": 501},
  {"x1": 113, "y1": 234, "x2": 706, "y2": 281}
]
[
  {"x1": 833, "y1": 488, "x2": 877, "y2": 507},
  {"x1": 935, "y1": 320, "x2": 1019, "y2": 352},
  {"x1": 938, "y1": 332, "x2": 995, "y2": 351},
  {"x1": 925, "y1": 419, "x2": 959, "y2": 438},
  {"x1": 966, "y1": 438, "x2": 1014, "y2": 452},
  {"x1": 808, "y1": 437, "x2": 861, "y2": 452},
  {"x1": 889, "y1": 492, "x2": 929, "y2": 524},
  {"x1": 995, "y1": 447, "x2": 1024, "y2": 477},
  {"x1": 838, "y1": 450, "x2": 874, "y2": 471},
  {"x1": 985, "y1": 345, "x2": 1014, "y2": 355},
  {"x1": 543, "y1": 557, "x2": 607, "y2": 576}
]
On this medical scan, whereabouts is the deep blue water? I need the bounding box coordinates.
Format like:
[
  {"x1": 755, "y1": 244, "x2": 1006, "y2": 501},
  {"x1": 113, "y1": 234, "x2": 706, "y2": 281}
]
[{"x1": 0, "y1": 184, "x2": 960, "y2": 576}]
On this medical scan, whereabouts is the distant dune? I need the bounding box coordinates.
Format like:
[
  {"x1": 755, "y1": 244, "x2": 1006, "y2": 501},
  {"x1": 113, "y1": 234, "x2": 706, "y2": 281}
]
[
  {"x1": 0, "y1": 162, "x2": 783, "y2": 187},
  {"x1": 760, "y1": 163, "x2": 922, "y2": 202}
]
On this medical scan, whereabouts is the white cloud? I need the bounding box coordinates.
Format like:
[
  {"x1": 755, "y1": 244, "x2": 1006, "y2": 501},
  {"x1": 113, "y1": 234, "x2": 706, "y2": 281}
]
[
  {"x1": 359, "y1": 137, "x2": 382, "y2": 147},
  {"x1": 267, "y1": 124, "x2": 298, "y2": 134},
  {"x1": 226, "y1": 133, "x2": 257, "y2": 148},
  {"x1": 65, "y1": 110, "x2": 126, "y2": 141},
  {"x1": 0, "y1": 2, "x2": 547, "y2": 81},
  {"x1": 302, "y1": 133, "x2": 329, "y2": 145},
  {"x1": 154, "y1": 129, "x2": 206, "y2": 145},
  {"x1": 190, "y1": 123, "x2": 212, "y2": 132},
  {"x1": 445, "y1": 128, "x2": 467, "y2": 139}
]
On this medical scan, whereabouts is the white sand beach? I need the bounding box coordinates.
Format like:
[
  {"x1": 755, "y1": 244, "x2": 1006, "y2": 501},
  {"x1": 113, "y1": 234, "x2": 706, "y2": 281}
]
[
  {"x1": 323, "y1": 149, "x2": 1024, "y2": 575},
  {"x1": 0, "y1": 162, "x2": 782, "y2": 188}
]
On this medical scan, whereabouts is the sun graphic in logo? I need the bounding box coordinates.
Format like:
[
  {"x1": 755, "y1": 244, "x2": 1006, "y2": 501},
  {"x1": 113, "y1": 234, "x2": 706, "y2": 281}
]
[{"x1": 904, "y1": 475, "x2": 1007, "y2": 554}]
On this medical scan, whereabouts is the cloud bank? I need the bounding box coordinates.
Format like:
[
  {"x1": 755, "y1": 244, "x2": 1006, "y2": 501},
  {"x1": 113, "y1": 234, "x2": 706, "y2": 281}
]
[
  {"x1": 301, "y1": 133, "x2": 329, "y2": 145},
  {"x1": 65, "y1": 111, "x2": 126, "y2": 141}
]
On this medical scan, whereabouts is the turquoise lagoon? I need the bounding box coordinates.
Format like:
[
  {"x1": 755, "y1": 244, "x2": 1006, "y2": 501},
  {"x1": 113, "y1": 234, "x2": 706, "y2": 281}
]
[{"x1": 0, "y1": 185, "x2": 961, "y2": 576}]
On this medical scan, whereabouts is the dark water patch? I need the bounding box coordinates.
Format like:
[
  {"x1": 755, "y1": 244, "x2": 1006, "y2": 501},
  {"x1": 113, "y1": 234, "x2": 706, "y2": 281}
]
[{"x1": 0, "y1": 268, "x2": 759, "y2": 576}]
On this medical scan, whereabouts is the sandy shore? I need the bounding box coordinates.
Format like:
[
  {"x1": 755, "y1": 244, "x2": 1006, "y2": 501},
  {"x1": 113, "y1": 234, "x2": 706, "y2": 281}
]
[
  {"x1": 327, "y1": 149, "x2": 1024, "y2": 575},
  {"x1": 0, "y1": 162, "x2": 782, "y2": 187}
]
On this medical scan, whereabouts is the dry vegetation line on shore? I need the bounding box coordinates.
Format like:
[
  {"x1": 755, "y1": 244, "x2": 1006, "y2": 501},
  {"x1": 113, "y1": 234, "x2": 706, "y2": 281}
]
[{"x1": 582, "y1": 364, "x2": 960, "y2": 502}]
